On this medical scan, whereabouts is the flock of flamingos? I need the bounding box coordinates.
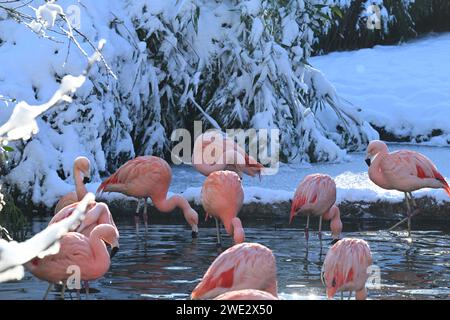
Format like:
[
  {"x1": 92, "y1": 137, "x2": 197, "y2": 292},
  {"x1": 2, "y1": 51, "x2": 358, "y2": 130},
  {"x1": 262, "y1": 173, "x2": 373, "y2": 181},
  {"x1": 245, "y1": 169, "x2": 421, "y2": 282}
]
[{"x1": 24, "y1": 132, "x2": 450, "y2": 300}]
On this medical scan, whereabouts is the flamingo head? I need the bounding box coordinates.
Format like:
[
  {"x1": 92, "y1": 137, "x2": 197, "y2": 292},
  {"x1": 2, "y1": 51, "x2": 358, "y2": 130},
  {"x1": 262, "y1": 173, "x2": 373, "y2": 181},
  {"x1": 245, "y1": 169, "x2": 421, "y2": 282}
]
[
  {"x1": 231, "y1": 217, "x2": 245, "y2": 244},
  {"x1": 93, "y1": 224, "x2": 119, "y2": 258},
  {"x1": 186, "y1": 208, "x2": 199, "y2": 238},
  {"x1": 191, "y1": 243, "x2": 278, "y2": 300},
  {"x1": 75, "y1": 156, "x2": 91, "y2": 183},
  {"x1": 365, "y1": 140, "x2": 388, "y2": 167}
]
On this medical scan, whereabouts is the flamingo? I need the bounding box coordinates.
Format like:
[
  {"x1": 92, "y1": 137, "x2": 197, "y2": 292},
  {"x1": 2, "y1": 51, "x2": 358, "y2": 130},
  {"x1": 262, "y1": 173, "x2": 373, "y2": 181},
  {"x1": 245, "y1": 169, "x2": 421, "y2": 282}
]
[
  {"x1": 201, "y1": 170, "x2": 245, "y2": 245},
  {"x1": 96, "y1": 156, "x2": 199, "y2": 237},
  {"x1": 191, "y1": 242, "x2": 278, "y2": 300},
  {"x1": 365, "y1": 140, "x2": 450, "y2": 236},
  {"x1": 54, "y1": 157, "x2": 91, "y2": 214},
  {"x1": 0, "y1": 193, "x2": 94, "y2": 283},
  {"x1": 322, "y1": 238, "x2": 373, "y2": 300},
  {"x1": 290, "y1": 174, "x2": 342, "y2": 246},
  {"x1": 192, "y1": 131, "x2": 264, "y2": 178},
  {"x1": 214, "y1": 289, "x2": 278, "y2": 300},
  {"x1": 25, "y1": 224, "x2": 119, "y2": 300}
]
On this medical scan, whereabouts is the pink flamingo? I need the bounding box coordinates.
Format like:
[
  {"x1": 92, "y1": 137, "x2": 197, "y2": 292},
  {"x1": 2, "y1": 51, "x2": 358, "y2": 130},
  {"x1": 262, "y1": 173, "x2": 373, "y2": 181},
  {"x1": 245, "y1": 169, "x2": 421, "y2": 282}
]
[
  {"x1": 192, "y1": 131, "x2": 264, "y2": 178},
  {"x1": 191, "y1": 242, "x2": 278, "y2": 300},
  {"x1": 215, "y1": 289, "x2": 278, "y2": 300},
  {"x1": 322, "y1": 238, "x2": 373, "y2": 300},
  {"x1": 365, "y1": 140, "x2": 450, "y2": 236},
  {"x1": 290, "y1": 174, "x2": 342, "y2": 245},
  {"x1": 201, "y1": 170, "x2": 245, "y2": 245},
  {"x1": 96, "y1": 156, "x2": 199, "y2": 237},
  {"x1": 54, "y1": 157, "x2": 91, "y2": 214},
  {"x1": 47, "y1": 201, "x2": 119, "y2": 297},
  {"x1": 25, "y1": 224, "x2": 119, "y2": 300}
]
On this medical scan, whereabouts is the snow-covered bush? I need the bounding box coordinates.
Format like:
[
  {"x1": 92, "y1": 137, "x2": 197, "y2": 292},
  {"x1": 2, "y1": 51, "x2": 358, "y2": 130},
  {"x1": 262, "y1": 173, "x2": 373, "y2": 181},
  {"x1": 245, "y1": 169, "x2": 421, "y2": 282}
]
[{"x1": 0, "y1": 0, "x2": 377, "y2": 207}]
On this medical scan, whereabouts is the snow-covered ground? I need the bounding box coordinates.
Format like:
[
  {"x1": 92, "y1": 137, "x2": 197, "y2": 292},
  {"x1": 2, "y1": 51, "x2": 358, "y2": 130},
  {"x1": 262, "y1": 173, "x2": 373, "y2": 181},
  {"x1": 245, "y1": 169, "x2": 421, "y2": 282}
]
[
  {"x1": 86, "y1": 143, "x2": 450, "y2": 207},
  {"x1": 311, "y1": 33, "x2": 450, "y2": 145}
]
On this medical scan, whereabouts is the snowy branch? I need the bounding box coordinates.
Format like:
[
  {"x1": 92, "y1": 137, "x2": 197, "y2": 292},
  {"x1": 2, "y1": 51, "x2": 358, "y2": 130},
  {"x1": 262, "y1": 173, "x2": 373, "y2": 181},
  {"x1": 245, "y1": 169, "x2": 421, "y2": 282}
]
[{"x1": 0, "y1": 40, "x2": 105, "y2": 143}]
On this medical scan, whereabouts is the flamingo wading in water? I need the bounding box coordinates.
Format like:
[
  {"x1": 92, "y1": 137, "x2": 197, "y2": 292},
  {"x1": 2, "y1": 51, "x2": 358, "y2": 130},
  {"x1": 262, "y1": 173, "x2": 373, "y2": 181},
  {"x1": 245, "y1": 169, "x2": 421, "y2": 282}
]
[
  {"x1": 26, "y1": 224, "x2": 119, "y2": 300},
  {"x1": 97, "y1": 156, "x2": 199, "y2": 237},
  {"x1": 290, "y1": 174, "x2": 343, "y2": 246},
  {"x1": 191, "y1": 242, "x2": 278, "y2": 300},
  {"x1": 322, "y1": 238, "x2": 373, "y2": 300},
  {"x1": 192, "y1": 131, "x2": 264, "y2": 178},
  {"x1": 365, "y1": 140, "x2": 450, "y2": 236},
  {"x1": 201, "y1": 171, "x2": 245, "y2": 245},
  {"x1": 54, "y1": 157, "x2": 91, "y2": 214}
]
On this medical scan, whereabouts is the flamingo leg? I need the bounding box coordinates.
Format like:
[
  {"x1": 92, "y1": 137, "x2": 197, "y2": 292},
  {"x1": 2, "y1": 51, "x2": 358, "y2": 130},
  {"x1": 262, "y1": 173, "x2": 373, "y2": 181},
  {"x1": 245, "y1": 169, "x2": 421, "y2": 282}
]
[
  {"x1": 84, "y1": 281, "x2": 90, "y2": 299},
  {"x1": 404, "y1": 192, "x2": 412, "y2": 237},
  {"x1": 43, "y1": 283, "x2": 53, "y2": 300},
  {"x1": 215, "y1": 218, "x2": 222, "y2": 246},
  {"x1": 135, "y1": 199, "x2": 142, "y2": 235},
  {"x1": 143, "y1": 197, "x2": 149, "y2": 234},
  {"x1": 60, "y1": 283, "x2": 66, "y2": 300},
  {"x1": 305, "y1": 215, "x2": 310, "y2": 245},
  {"x1": 340, "y1": 291, "x2": 344, "y2": 300},
  {"x1": 318, "y1": 215, "x2": 323, "y2": 243},
  {"x1": 348, "y1": 291, "x2": 352, "y2": 300}
]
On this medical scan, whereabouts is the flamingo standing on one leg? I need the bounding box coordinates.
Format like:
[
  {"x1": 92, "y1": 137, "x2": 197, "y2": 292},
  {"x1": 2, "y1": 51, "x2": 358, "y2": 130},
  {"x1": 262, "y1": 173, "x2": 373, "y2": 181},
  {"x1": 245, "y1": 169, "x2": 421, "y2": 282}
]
[
  {"x1": 192, "y1": 131, "x2": 264, "y2": 178},
  {"x1": 96, "y1": 156, "x2": 199, "y2": 237},
  {"x1": 54, "y1": 157, "x2": 91, "y2": 214},
  {"x1": 290, "y1": 174, "x2": 343, "y2": 246},
  {"x1": 201, "y1": 171, "x2": 245, "y2": 245},
  {"x1": 191, "y1": 242, "x2": 278, "y2": 300},
  {"x1": 25, "y1": 224, "x2": 119, "y2": 300},
  {"x1": 365, "y1": 140, "x2": 450, "y2": 236},
  {"x1": 322, "y1": 238, "x2": 373, "y2": 300}
]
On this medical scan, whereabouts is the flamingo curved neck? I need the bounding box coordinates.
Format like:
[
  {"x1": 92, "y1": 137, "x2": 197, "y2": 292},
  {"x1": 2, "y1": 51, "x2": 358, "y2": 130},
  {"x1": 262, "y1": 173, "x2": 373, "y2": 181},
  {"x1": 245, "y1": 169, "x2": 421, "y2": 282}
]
[
  {"x1": 89, "y1": 228, "x2": 110, "y2": 265},
  {"x1": 153, "y1": 195, "x2": 193, "y2": 222},
  {"x1": 74, "y1": 166, "x2": 87, "y2": 201}
]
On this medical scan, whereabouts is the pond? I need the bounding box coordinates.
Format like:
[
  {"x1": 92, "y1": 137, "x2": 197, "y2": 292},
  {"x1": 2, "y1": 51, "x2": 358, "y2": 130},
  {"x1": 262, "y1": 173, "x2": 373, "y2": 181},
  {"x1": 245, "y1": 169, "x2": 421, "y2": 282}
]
[{"x1": 1, "y1": 216, "x2": 449, "y2": 300}]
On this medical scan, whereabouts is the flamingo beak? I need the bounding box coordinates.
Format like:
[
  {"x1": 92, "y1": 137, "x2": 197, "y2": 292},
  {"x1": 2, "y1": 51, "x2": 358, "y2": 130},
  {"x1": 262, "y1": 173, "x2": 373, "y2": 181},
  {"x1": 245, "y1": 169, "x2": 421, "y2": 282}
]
[
  {"x1": 110, "y1": 246, "x2": 119, "y2": 258},
  {"x1": 330, "y1": 239, "x2": 340, "y2": 245},
  {"x1": 365, "y1": 158, "x2": 371, "y2": 167},
  {"x1": 83, "y1": 175, "x2": 91, "y2": 184}
]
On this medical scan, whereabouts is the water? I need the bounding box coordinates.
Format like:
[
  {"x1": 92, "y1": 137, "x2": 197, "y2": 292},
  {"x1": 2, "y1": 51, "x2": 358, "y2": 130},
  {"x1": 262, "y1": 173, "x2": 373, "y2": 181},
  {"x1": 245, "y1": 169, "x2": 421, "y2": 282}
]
[{"x1": 1, "y1": 217, "x2": 449, "y2": 300}]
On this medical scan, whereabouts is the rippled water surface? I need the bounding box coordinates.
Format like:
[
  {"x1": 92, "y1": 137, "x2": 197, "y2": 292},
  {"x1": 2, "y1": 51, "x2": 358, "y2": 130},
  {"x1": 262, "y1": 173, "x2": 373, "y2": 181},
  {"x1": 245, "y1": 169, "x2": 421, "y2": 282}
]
[{"x1": 1, "y1": 217, "x2": 449, "y2": 300}]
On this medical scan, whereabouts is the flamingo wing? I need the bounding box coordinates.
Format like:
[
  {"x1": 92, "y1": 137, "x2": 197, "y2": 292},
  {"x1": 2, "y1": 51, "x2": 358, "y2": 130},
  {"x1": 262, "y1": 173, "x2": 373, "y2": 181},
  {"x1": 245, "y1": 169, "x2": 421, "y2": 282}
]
[{"x1": 381, "y1": 151, "x2": 450, "y2": 194}]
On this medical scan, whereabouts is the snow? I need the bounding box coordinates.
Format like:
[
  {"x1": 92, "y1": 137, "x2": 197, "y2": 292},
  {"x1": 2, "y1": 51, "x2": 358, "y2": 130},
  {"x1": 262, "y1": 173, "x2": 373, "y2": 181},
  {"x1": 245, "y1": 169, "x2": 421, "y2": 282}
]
[{"x1": 311, "y1": 33, "x2": 450, "y2": 145}]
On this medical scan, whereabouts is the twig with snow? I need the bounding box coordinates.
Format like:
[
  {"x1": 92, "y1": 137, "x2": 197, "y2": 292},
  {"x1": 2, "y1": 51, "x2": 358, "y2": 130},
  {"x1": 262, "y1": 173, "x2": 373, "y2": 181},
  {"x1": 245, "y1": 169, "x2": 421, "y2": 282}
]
[{"x1": 0, "y1": 40, "x2": 105, "y2": 143}]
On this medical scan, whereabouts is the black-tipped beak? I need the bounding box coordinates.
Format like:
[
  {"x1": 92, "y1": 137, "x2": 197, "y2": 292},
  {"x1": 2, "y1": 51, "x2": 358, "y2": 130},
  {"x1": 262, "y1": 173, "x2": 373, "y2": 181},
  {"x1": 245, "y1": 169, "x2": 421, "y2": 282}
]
[
  {"x1": 83, "y1": 177, "x2": 91, "y2": 184},
  {"x1": 365, "y1": 158, "x2": 371, "y2": 167},
  {"x1": 192, "y1": 231, "x2": 198, "y2": 239},
  {"x1": 330, "y1": 239, "x2": 340, "y2": 245},
  {"x1": 110, "y1": 247, "x2": 119, "y2": 258}
]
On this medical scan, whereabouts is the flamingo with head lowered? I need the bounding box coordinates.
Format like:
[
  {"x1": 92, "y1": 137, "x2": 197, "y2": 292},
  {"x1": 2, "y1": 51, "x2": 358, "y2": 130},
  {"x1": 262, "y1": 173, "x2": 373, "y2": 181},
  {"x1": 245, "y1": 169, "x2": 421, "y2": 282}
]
[
  {"x1": 365, "y1": 140, "x2": 450, "y2": 236},
  {"x1": 191, "y1": 242, "x2": 278, "y2": 300},
  {"x1": 201, "y1": 170, "x2": 245, "y2": 245},
  {"x1": 96, "y1": 156, "x2": 199, "y2": 237},
  {"x1": 290, "y1": 174, "x2": 342, "y2": 247},
  {"x1": 322, "y1": 238, "x2": 373, "y2": 300}
]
